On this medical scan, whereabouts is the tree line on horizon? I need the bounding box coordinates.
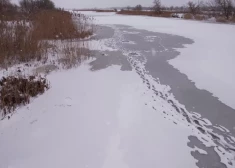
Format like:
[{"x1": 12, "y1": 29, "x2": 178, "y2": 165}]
[{"x1": 125, "y1": 0, "x2": 235, "y2": 20}]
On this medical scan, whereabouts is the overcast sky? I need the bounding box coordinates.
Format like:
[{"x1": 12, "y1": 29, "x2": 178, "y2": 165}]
[{"x1": 11, "y1": 0, "x2": 193, "y2": 9}]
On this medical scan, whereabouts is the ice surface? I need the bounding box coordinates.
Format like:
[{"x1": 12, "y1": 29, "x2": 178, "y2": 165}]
[
  {"x1": 81, "y1": 11, "x2": 235, "y2": 110},
  {"x1": 0, "y1": 64, "x2": 198, "y2": 168}
]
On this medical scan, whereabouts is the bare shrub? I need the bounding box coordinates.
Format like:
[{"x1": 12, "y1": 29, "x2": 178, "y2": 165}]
[
  {"x1": 0, "y1": 75, "x2": 49, "y2": 117},
  {"x1": 216, "y1": 16, "x2": 228, "y2": 22},
  {"x1": 230, "y1": 16, "x2": 235, "y2": 22},
  {"x1": 184, "y1": 13, "x2": 193, "y2": 19}
]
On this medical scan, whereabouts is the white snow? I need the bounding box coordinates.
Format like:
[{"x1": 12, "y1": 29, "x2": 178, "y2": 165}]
[
  {"x1": 0, "y1": 63, "x2": 197, "y2": 168},
  {"x1": 81, "y1": 11, "x2": 235, "y2": 110}
]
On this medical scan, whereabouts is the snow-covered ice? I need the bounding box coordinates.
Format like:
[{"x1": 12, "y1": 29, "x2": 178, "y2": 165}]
[
  {"x1": 82, "y1": 11, "x2": 235, "y2": 110},
  {"x1": 0, "y1": 63, "x2": 198, "y2": 168}
]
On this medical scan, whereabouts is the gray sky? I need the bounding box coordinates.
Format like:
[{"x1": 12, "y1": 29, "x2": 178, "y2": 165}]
[{"x1": 11, "y1": 0, "x2": 192, "y2": 9}]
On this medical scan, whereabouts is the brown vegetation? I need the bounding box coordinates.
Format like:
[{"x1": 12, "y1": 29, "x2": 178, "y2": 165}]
[
  {"x1": 0, "y1": 9, "x2": 93, "y2": 66},
  {"x1": 0, "y1": 20, "x2": 46, "y2": 66},
  {"x1": 95, "y1": 9, "x2": 115, "y2": 12},
  {"x1": 216, "y1": 17, "x2": 228, "y2": 22},
  {"x1": 73, "y1": 9, "x2": 116, "y2": 12},
  {"x1": 194, "y1": 15, "x2": 206, "y2": 20},
  {"x1": 117, "y1": 10, "x2": 174, "y2": 18},
  {"x1": 32, "y1": 10, "x2": 93, "y2": 40},
  {"x1": 230, "y1": 16, "x2": 235, "y2": 23},
  {"x1": 0, "y1": 76, "x2": 49, "y2": 117},
  {"x1": 184, "y1": 13, "x2": 193, "y2": 19}
]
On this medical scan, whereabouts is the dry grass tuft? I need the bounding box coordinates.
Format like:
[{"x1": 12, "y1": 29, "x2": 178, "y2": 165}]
[{"x1": 0, "y1": 75, "x2": 49, "y2": 117}]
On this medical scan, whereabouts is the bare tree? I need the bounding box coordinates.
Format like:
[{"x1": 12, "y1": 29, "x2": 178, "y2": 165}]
[
  {"x1": 152, "y1": 0, "x2": 162, "y2": 14},
  {"x1": 19, "y1": 0, "x2": 35, "y2": 13},
  {"x1": 187, "y1": 1, "x2": 201, "y2": 15},
  {"x1": 134, "y1": 4, "x2": 142, "y2": 11},
  {"x1": 35, "y1": 0, "x2": 55, "y2": 10},
  {"x1": 19, "y1": 0, "x2": 55, "y2": 13},
  {"x1": 0, "y1": 0, "x2": 17, "y2": 14},
  {"x1": 208, "y1": 0, "x2": 234, "y2": 19},
  {"x1": 0, "y1": 0, "x2": 10, "y2": 11}
]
